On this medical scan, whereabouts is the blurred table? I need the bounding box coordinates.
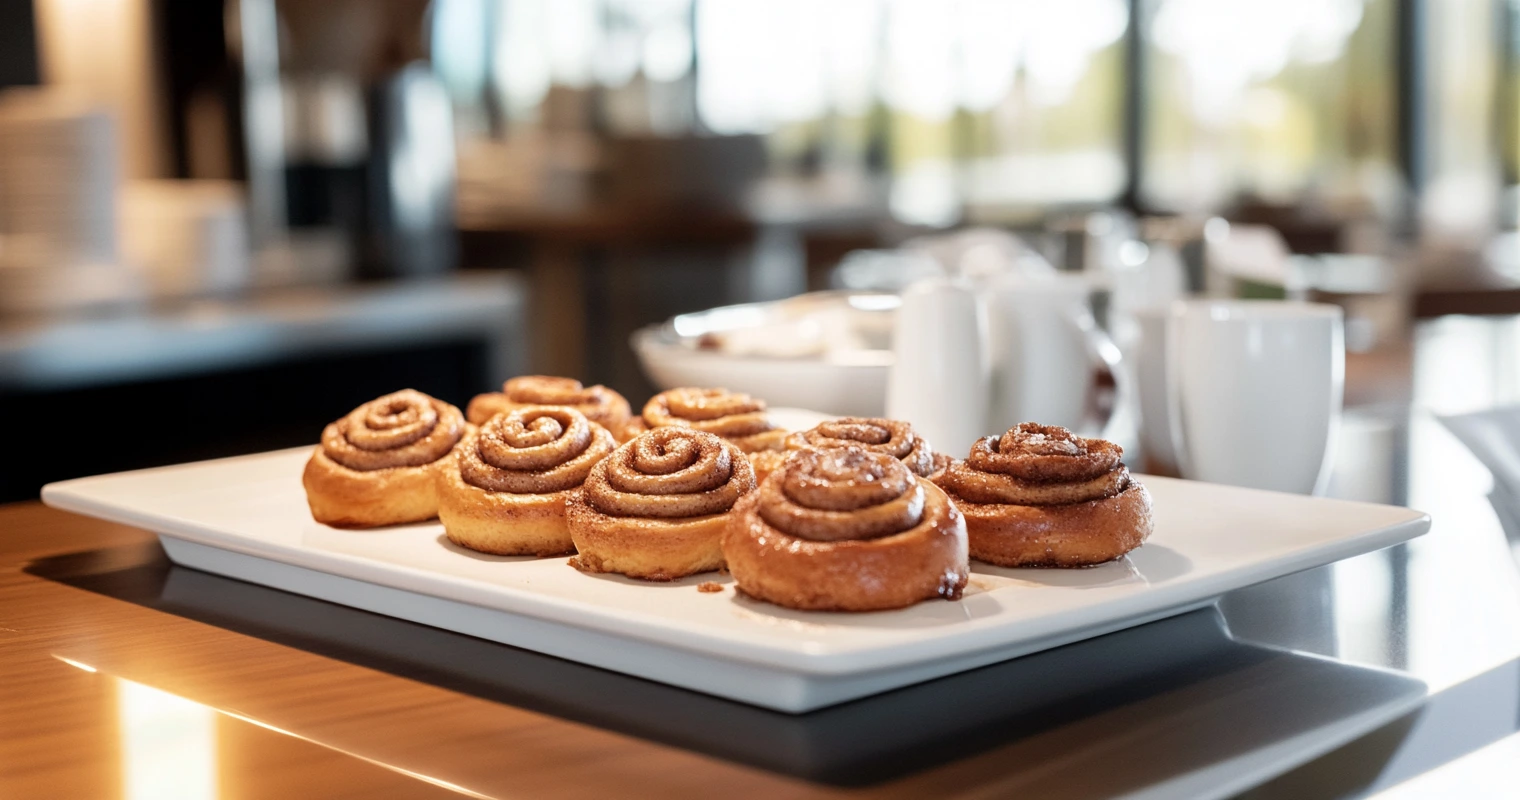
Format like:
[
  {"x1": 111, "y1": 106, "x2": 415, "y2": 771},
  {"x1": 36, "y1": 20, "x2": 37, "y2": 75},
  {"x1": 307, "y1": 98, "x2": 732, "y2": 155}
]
[
  {"x1": 458, "y1": 175, "x2": 891, "y2": 399},
  {"x1": 3, "y1": 315, "x2": 1520, "y2": 798},
  {"x1": 0, "y1": 273, "x2": 526, "y2": 502},
  {"x1": 0, "y1": 272, "x2": 526, "y2": 391}
]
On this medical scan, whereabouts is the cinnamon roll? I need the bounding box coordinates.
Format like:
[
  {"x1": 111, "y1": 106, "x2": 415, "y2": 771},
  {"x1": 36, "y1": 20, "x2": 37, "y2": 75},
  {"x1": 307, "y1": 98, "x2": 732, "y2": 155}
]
[
  {"x1": 466, "y1": 376, "x2": 633, "y2": 440},
  {"x1": 302, "y1": 389, "x2": 467, "y2": 528},
  {"x1": 937, "y1": 423, "x2": 1152, "y2": 567},
  {"x1": 725, "y1": 446, "x2": 968, "y2": 611},
  {"x1": 747, "y1": 449, "x2": 790, "y2": 485},
  {"x1": 439, "y1": 406, "x2": 616, "y2": 556},
  {"x1": 565, "y1": 427, "x2": 756, "y2": 580},
  {"x1": 632, "y1": 387, "x2": 787, "y2": 453},
  {"x1": 754, "y1": 417, "x2": 951, "y2": 483}
]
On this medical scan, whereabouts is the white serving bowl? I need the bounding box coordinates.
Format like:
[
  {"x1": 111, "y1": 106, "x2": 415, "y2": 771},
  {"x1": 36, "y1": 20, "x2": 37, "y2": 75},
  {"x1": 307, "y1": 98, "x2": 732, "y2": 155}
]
[{"x1": 631, "y1": 291, "x2": 898, "y2": 417}]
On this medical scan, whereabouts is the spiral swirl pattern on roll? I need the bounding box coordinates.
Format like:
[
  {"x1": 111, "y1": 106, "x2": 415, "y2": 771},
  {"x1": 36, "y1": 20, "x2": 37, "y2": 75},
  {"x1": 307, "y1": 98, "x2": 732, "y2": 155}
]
[
  {"x1": 505, "y1": 376, "x2": 622, "y2": 418},
  {"x1": 941, "y1": 423, "x2": 1129, "y2": 505},
  {"x1": 787, "y1": 418, "x2": 937, "y2": 477},
  {"x1": 321, "y1": 389, "x2": 465, "y2": 471},
  {"x1": 582, "y1": 427, "x2": 754, "y2": 518},
  {"x1": 642, "y1": 387, "x2": 777, "y2": 440},
  {"x1": 459, "y1": 406, "x2": 615, "y2": 493},
  {"x1": 758, "y1": 447, "x2": 926, "y2": 542}
]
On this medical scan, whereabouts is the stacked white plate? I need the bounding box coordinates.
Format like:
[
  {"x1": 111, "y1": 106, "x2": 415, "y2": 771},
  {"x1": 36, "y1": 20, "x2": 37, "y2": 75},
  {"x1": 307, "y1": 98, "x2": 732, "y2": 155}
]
[
  {"x1": 121, "y1": 180, "x2": 249, "y2": 298},
  {"x1": 0, "y1": 88, "x2": 143, "y2": 313}
]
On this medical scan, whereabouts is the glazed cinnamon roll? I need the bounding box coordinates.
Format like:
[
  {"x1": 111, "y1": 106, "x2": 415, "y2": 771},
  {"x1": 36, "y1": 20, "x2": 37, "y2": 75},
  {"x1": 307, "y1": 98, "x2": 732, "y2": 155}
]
[
  {"x1": 754, "y1": 417, "x2": 952, "y2": 483},
  {"x1": 937, "y1": 423, "x2": 1152, "y2": 567},
  {"x1": 747, "y1": 449, "x2": 790, "y2": 485},
  {"x1": 302, "y1": 389, "x2": 467, "y2": 528},
  {"x1": 466, "y1": 376, "x2": 633, "y2": 440},
  {"x1": 439, "y1": 406, "x2": 616, "y2": 556},
  {"x1": 565, "y1": 427, "x2": 756, "y2": 580},
  {"x1": 630, "y1": 387, "x2": 787, "y2": 453},
  {"x1": 725, "y1": 446, "x2": 968, "y2": 611}
]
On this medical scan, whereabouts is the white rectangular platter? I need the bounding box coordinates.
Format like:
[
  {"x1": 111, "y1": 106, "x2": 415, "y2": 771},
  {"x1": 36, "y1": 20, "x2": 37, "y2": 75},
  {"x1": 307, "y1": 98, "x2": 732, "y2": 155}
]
[{"x1": 41, "y1": 440, "x2": 1430, "y2": 713}]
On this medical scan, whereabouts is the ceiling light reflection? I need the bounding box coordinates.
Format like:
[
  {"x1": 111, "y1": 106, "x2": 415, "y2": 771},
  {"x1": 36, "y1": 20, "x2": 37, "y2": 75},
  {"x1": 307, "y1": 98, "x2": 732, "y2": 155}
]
[
  {"x1": 60, "y1": 660, "x2": 498, "y2": 800},
  {"x1": 52, "y1": 654, "x2": 99, "y2": 673},
  {"x1": 118, "y1": 678, "x2": 217, "y2": 800}
]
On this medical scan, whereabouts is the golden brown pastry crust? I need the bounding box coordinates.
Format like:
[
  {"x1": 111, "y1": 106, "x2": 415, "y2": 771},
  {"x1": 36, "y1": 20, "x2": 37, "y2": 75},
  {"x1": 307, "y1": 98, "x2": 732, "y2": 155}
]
[
  {"x1": 439, "y1": 406, "x2": 616, "y2": 556},
  {"x1": 954, "y1": 482, "x2": 1152, "y2": 568},
  {"x1": 303, "y1": 448, "x2": 450, "y2": 528},
  {"x1": 926, "y1": 452, "x2": 953, "y2": 484},
  {"x1": 782, "y1": 417, "x2": 948, "y2": 478},
  {"x1": 637, "y1": 387, "x2": 787, "y2": 453},
  {"x1": 723, "y1": 447, "x2": 969, "y2": 611},
  {"x1": 938, "y1": 423, "x2": 1152, "y2": 567},
  {"x1": 439, "y1": 475, "x2": 580, "y2": 556},
  {"x1": 464, "y1": 392, "x2": 510, "y2": 427},
  {"x1": 728, "y1": 428, "x2": 791, "y2": 453},
  {"x1": 748, "y1": 449, "x2": 789, "y2": 484},
  {"x1": 564, "y1": 504, "x2": 732, "y2": 580},
  {"x1": 565, "y1": 427, "x2": 756, "y2": 580},
  {"x1": 466, "y1": 376, "x2": 633, "y2": 440},
  {"x1": 302, "y1": 389, "x2": 467, "y2": 528}
]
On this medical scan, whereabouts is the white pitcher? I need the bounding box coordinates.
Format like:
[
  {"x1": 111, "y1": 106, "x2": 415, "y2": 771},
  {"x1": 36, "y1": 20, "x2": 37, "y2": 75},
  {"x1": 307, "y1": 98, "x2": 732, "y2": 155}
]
[
  {"x1": 888, "y1": 274, "x2": 1122, "y2": 454},
  {"x1": 983, "y1": 272, "x2": 1123, "y2": 437}
]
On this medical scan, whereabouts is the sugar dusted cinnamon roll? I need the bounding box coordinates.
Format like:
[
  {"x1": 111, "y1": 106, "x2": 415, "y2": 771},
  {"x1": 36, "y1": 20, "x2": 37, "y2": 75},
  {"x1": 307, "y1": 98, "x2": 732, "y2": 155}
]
[
  {"x1": 756, "y1": 417, "x2": 951, "y2": 483},
  {"x1": 467, "y1": 376, "x2": 633, "y2": 439},
  {"x1": 632, "y1": 387, "x2": 787, "y2": 453},
  {"x1": 565, "y1": 427, "x2": 756, "y2": 580},
  {"x1": 302, "y1": 389, "x2": 467, "y2": 528},
  {"x1": 746, "y1": 449, "x2": 789, "y2": 485},
  {"x1": 440, "y1": 406, "x2": 616, "y2": 556},
  {"x1": 725, "y1": 446, "x2": 968, "y2": 612},
  {"x1": 937, "y1": 423, "x2": 1152, "y2": 567}
]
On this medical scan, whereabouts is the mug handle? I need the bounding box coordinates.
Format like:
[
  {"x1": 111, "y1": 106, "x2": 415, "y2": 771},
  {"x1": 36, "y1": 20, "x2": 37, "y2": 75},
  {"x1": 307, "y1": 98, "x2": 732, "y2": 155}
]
[
  {"x1": 1163, "y1": 301, "x2": 1194, "y2": 479},
  {"x1": 1066, "y1": 306, "x2": 1131, "y2": 440}
]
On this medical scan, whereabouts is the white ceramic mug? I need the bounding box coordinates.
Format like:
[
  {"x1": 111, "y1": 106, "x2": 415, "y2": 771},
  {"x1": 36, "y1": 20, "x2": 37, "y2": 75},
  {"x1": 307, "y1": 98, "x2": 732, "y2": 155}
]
[
  {"x1": 886, "y1": 277, "x2": 989, "y2": 456},
  {"x1": 1131, "y1": 306, "x2": 1181, "y2": 476},
  {"x1": 1162, "y1": 300, "x2": 1344, "y2": 494}
]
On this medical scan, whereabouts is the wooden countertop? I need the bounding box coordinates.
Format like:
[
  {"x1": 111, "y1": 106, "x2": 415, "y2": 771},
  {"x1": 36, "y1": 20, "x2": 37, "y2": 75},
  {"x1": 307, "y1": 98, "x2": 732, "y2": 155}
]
[
  {"x1": 0, "y1": 501, "x2": 1134, "y2": 799},
  {"x1": 7, "y1": 484, "x2": 1518, "y2": 799}
]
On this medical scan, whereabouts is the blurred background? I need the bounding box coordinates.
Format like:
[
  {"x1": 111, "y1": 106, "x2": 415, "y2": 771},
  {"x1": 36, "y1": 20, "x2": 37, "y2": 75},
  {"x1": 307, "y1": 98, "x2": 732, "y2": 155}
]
[{"x1": 2, "y1": 0, "x2": 1519, "y2": 501}]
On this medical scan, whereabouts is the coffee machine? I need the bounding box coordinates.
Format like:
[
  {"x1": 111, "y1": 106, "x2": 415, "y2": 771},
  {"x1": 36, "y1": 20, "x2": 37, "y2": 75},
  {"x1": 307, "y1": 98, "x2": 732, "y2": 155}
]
[{"x1": 0, "y1": 0, "x2": 456, "y2": 285}]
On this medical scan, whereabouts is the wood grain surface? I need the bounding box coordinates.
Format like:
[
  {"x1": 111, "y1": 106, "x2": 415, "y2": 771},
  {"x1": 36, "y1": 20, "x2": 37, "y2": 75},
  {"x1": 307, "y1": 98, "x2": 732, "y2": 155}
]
[
  {"x1": 1, "y1": 498, "x2": 1425, "y2": 800},
  {"x1": 0, "y1": 501, "x2": 1111, "y2": 800}
]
